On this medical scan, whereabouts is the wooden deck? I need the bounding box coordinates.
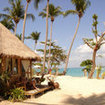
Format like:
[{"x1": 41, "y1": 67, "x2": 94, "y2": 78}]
[{"x1": 25, "y1": 86, "x2": 52, "y2": 98}]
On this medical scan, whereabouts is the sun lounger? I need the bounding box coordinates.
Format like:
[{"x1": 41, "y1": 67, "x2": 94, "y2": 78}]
[{"x1": 24, "y1": 86, "x2": 52, "y2": 98}]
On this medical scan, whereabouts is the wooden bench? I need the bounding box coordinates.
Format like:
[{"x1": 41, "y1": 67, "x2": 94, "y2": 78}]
[{"x1": 25, "y1": 86, "x2": 52, "y2": 98}]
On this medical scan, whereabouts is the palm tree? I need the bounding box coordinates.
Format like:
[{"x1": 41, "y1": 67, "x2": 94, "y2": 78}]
[
  {"x1": 39, "y1": 4, "x2": 62, "y2": 72},
  {"x1": 63, "y1": 0, "x2": 91, "y2": 75},
  {"x1": 83, "y1": 14, "x2": 105, "y2": 78},
  {"x1": 22, "y1": 0, "x2": 42, "y2": 42},
  {"x1": 16, "y1": 33, "x2": 22, "y2": 40},
  {"x1": 0, "y1": 18, "x2": 15, "y2": 31},
  {"x1": 0, "y1": 0, "x2": 35, "y2": 35},
  {"x1": 26, "y1": 31, "x2": 41, "y2": 50},
  {"x1": 42, "y1": 0, "x2": 49, "y2": 73}
]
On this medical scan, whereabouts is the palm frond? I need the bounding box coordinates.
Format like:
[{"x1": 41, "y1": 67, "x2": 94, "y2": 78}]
[
  {"x1": 34, "y1": 0, "x2": 43, "y2": 9},
  {"x1": 64, "y1": 10, "x2": 78, "y2": 17},
  {"x1": 26, "y1": 13, "x2": 35, "y2": 21},
  {"x1": 83, "y1": 38, "x2": 94, "y2": 49},
  {"x1": 0, "y1": 14, "x2": 10, "y2": 19},
  {"x1": 39, "y1": 3, "x2": 62, "y2": 19},
  {"x1": 71, "y1": 0, "x2": 91, "y2": 14},
  {"x1": 39, "y1": 12, "x2": 46, "y2": 18},
  {"x1": 0, "y1": 18, "x2": 15, "y2": 31},
  {"x1": 25, "y1": 36, "x2": 32, "y2": 39}
]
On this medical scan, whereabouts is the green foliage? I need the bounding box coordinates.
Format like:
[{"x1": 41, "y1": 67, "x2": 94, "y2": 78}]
[
  {"x1": 39, "y1": 3, "x2": 62, "y2": 21},
  {"x1": 16, "y1": 33, "x2": 22, "y2": 40},
  {"x1": 92, "y1": 14, "x2": 98, "y2": 36},
  {"x1": 0, "y1": 18, "x2": 15, "y2": 31},
  {"x1": 36, "y1": 41, "x2": 66, "y2": 72},
  {"x1": 9, "y1": 88, "x2": 26, "y2": 102},
  {"x1": 0, "y1": 71, "x2": 11, "y2": 97},
  {"x1": 0, "y1": 0, "x2": 24, "y2": 24},
  {"x1": 0, "y1": 0, "x2": 35, "y2": 24},
  {"x1": 80, "y1": 59, "x2": 93, "y2": 66},
  {"x1": 83, "y1": 38, "x2": 97, "y2": 49},
  {"x1": 96, "y1": 66, "x2": 102, "y2": 78},
  {"x1": 26, "y1": 31, "x2": 41, "y2": 43},
  {"x1": 64, "y1": 0, "x2": 91, "y2": 18},
  {"x1": 37, "y1": 41, "x2": 66, "y2": 66},
  {"x1": 33, "y1": 0, "x2": 43, "y2": 9},
  {"x1": 0, "y1": 71, "x2": 10, "y2": 84},
  {"x1": 80, "y1": 59, "x2": 92, "y2": 73},
  {"x1": 0, "y1": 78, "x2": 7, "y2": 97}
]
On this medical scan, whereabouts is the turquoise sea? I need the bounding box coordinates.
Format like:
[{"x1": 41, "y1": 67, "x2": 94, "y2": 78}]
[
  {"x1": 35, "y1": 68, "x2": 105, "y2": 77},
  {"x1": 59, "y1": 68, "x2": 105, "y2": 77}
]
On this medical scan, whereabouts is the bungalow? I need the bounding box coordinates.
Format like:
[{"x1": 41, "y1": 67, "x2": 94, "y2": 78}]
[{"x1": 0, "y1": 23, "x2": 41, "y2": 79}]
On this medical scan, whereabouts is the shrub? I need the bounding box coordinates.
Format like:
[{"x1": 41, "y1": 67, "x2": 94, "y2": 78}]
[
  {"x1": 0, "y1": 79, "x2": 7, "y2": 97},
  {"x1": 9, "y1": 88, "x2": 26, "y2": 102}
]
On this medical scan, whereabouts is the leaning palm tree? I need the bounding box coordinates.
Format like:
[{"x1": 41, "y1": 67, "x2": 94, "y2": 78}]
[
  {"x1": 23, "y1": 0, "x2": 49, "y2": 73},
  {"x1": 42, "y1": 0, "x2": 49, "y2": 73},
  {"x1": 22, "y1": 0, "x2": 42, "y2": 42},
  {"x1": 63, "y1": 0, "x2": 91, "y2": 75},
  {"x1": 39, "y1": 4, "x2": 62, "y2": 72},
  {"x1": 0, "y1": 0, "x2": 35, "y2": 35},
  {"x1": 0, "y1": 18, "x2": 15, "y2": 31},
  {"x1": 26, "y1": 31, "x2": 41, "y2": 50}
]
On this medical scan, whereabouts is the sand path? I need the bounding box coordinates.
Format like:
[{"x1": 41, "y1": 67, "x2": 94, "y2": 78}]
[{"x1": 1, "y1": 76, "x2": 105, "y2": 105}]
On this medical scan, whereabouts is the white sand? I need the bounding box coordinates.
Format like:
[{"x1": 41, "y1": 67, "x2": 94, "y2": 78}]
[{"x1": 1, "y1": 76, "x2": 105, "y2": 105}]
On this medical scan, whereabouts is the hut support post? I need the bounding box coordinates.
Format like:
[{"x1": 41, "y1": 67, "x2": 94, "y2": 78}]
[
  {"x1": 18, "y1": 59, "x2": 21, "y2": 76},
  {"x1": 2, "y1": 56, "x2": 6, "y2": 72},
  {"x1": 30, "y1": 60, "x2": 32, "y2": 79}
]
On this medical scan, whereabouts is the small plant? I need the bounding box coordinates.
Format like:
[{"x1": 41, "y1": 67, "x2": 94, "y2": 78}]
[
  {"x1": 80, "y1": 59, "x2": 93, "y2": 76},
  {"x1": 9, "y1": 88, "x2": 26, "y2": 102},
  {"x1": 96, "y1": 66, "x2": 102, "y2": 79}
]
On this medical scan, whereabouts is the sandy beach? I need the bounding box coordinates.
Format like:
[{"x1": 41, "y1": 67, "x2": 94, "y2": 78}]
[{"x1": 1, "y1": 76, "x2": 105, "y2": 105}]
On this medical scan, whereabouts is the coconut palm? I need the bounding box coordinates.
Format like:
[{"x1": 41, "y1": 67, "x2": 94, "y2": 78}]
[
  {"x1": 23, "y1": 0, "x2": 50, "y2": 73},
  {"x1": 22, "y1": 0, "x2": 42, "y2": 42},
  {"x1": 0, "y1": 0, "x2": 35, "y2": 35},
  {"x1": 39, "y1": 4, "x2": 62, "y2": 71},
  {"x1": 0, "y1": 18, "x2": 15, "y2": 31},
  {"x1": 16, "y1": 33, "x2": 22, "y2": 40},
  {"x1": 63, "y1": 0, "x2": 91, "y2": 75},
  {"x1": 26, "y1": 31, "x2": 41, "y2": 50},
  {"x1": 42, "y1": 0, "x2": 49, "y2": 73}
]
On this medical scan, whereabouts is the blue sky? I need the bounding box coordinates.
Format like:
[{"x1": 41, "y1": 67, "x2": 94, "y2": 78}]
[{"x1": 0, "y1": 0, "x2": 105, "y2": 67}]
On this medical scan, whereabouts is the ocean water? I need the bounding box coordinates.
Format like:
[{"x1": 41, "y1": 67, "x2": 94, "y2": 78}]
[
  {"x1": 59, "y1": 68, "x2": 84, "y2": 77},
  {"x1": 59, "y1": 68, "x2": 105, "y2": 77},
  {"x1": 34, "y1": 68, "x2": 105, "y2": 77}
]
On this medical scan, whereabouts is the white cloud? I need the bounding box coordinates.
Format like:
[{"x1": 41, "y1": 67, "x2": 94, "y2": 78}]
[
  {"x1": 74, "y1": 44, "x2": 92, "y2": 53},
  {"x1": 66, "y1": 43, "x2": 105, "y2": 68}
]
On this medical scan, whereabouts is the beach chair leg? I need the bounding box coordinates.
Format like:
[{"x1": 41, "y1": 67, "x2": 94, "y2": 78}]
[
  {"x1": 42, "y1": 91, "x2": 44, "y2": 94},
  {"x1": 31, "y1": 95, "x2": 35, "y2": 98}
]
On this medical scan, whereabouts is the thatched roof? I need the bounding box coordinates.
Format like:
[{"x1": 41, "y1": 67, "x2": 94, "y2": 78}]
[{"x1": 0, "y1": 23, "x2": 41, "y2": 61}]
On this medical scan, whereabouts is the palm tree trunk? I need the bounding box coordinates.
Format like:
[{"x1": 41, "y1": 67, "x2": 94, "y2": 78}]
[
  {"x1": 84, "y1": 69, "x2": 87, "y2": 77},
  {"x1": 63, "y1": 17, "x2": 81, "y2": 75},
  {"x1": 48, "y1": 21, "x2": 53, "y2": 72},
  {"x1": 34, "y1": 42, "x2": 37, "y2": 51},
  {"x1": 88, "y1": 47, "x2": 97, "y2": 78},
  {"x1": 22, "y1": 2, "x2": 29, "y2": 42},
  {"x1": 14, "y1": 23, "x2": 17, "y2": 35},
  {"x1": 42, "y1": 0, "x2": 49, "y2": 73}
]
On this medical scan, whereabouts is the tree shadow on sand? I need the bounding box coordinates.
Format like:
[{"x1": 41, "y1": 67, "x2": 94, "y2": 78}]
[{"x1": 62, "y1": 93, "x2": 105, "y2": 105}]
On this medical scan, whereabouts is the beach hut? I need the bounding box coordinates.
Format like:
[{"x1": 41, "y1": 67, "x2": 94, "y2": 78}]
[{"x1": 0, "y1": 23, "x2": 41, "y2": 79}]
